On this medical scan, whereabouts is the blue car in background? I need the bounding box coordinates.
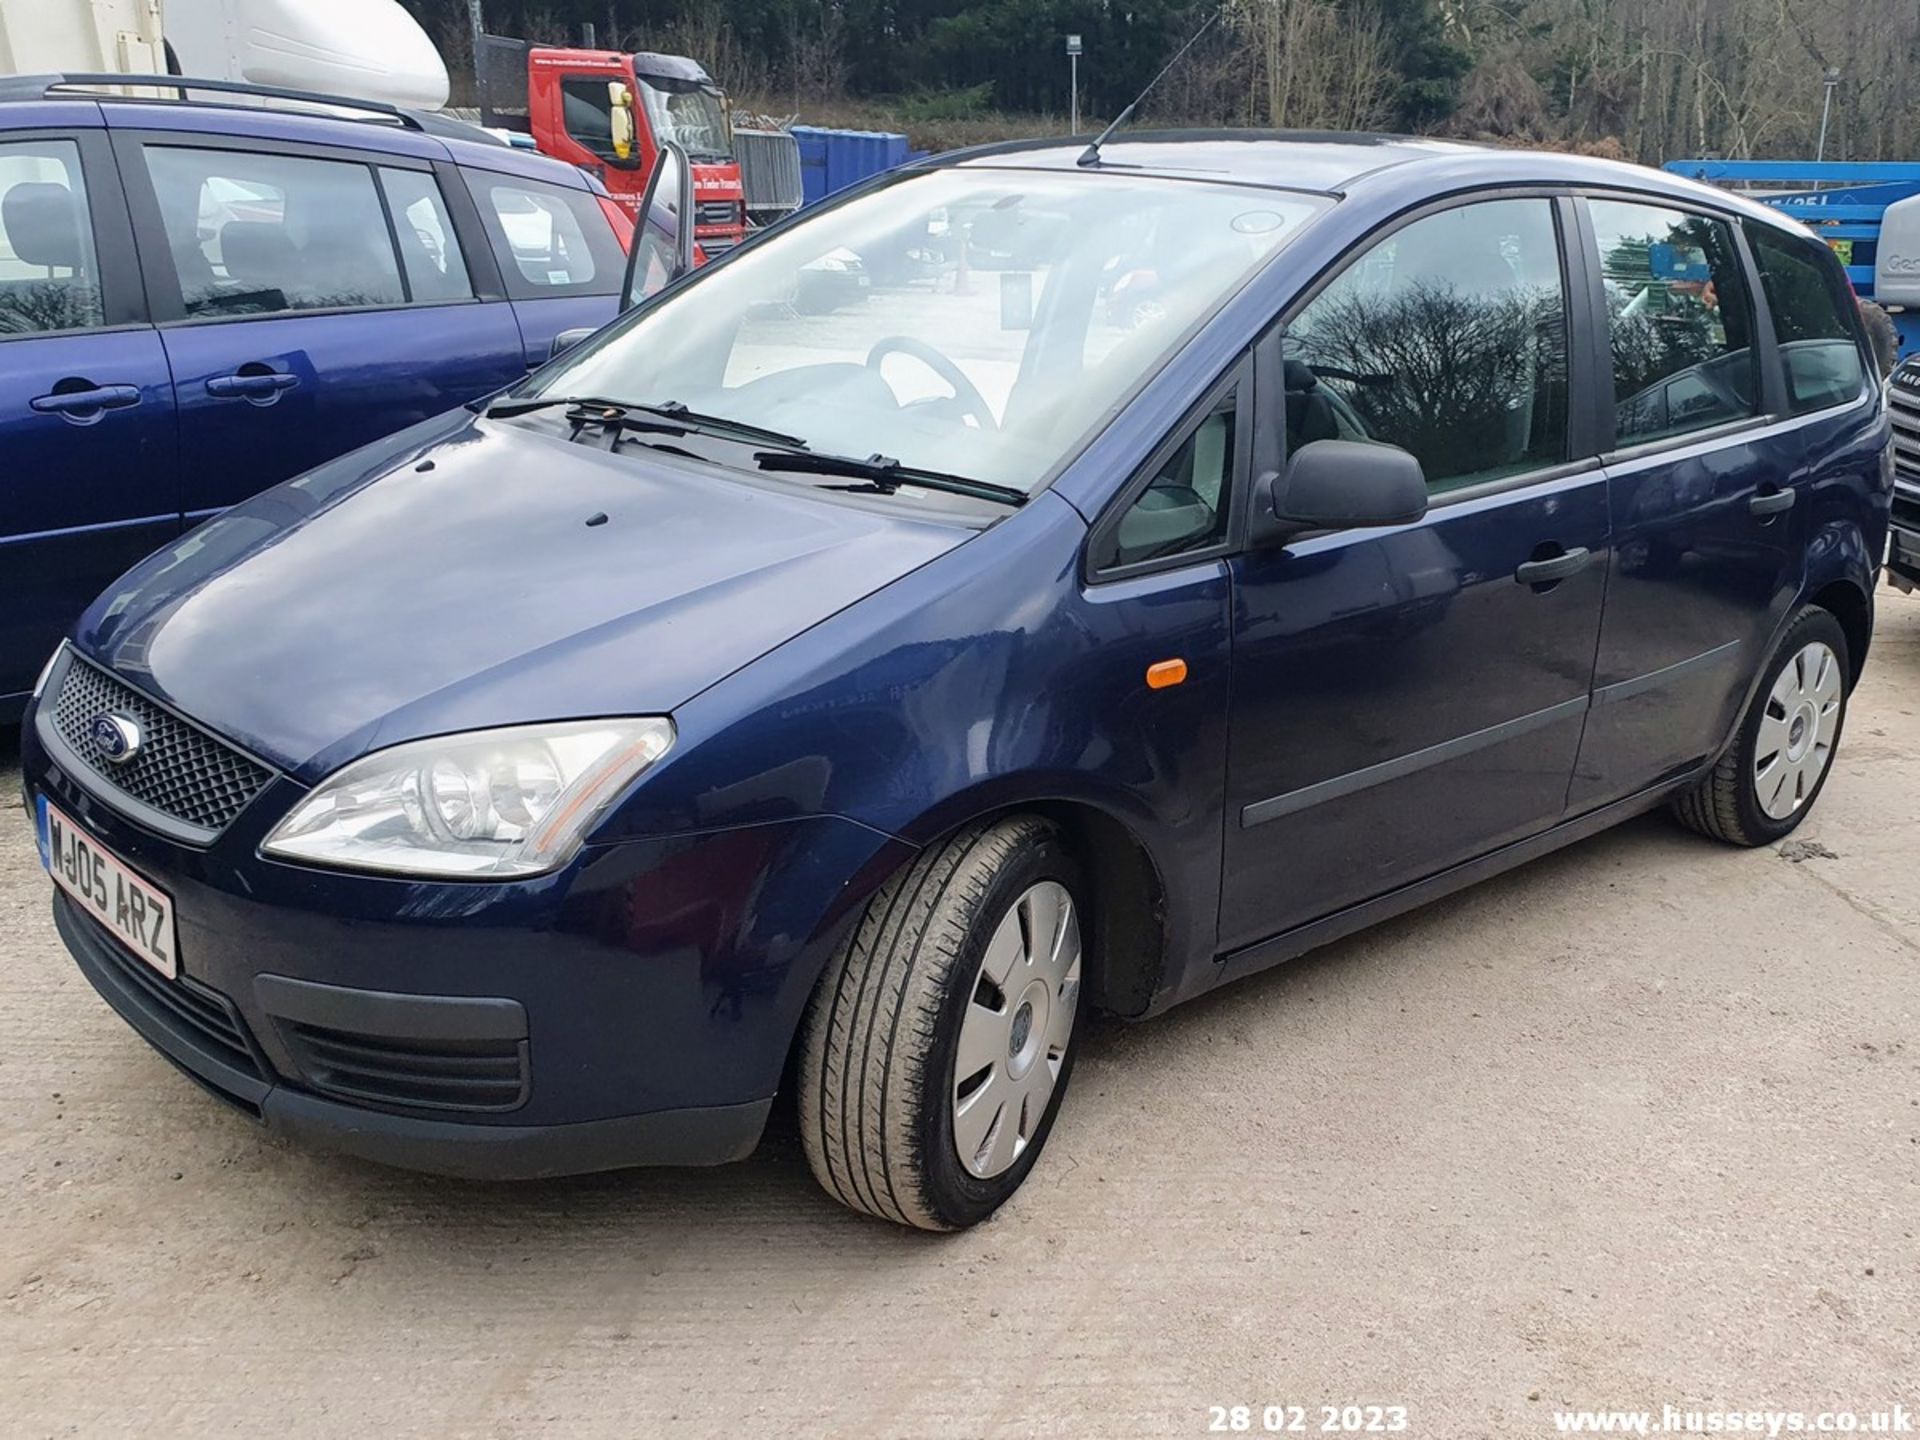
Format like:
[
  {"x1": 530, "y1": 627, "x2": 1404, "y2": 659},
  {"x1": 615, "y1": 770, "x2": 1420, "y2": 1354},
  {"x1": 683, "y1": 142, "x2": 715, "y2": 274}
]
[
  {"x1": 0, "y1": 75, "x2": 630, "y2": 718},
  {"x1": 19, "y1": 133, "x2": 1893, "y2": 1230}
]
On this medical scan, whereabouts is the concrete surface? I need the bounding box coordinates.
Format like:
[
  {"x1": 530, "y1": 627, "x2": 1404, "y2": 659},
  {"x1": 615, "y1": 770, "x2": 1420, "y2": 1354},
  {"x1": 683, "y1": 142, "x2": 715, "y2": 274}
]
[{"x1": 3, "y1": 592, "x2": 1917, "y2": 1439}]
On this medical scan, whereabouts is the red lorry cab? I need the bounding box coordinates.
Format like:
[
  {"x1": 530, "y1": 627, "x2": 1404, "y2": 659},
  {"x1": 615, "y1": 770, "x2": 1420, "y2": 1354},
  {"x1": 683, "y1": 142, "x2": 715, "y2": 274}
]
[{"x1": 481, "y1": 40, "x2": 747, "y2": 256}]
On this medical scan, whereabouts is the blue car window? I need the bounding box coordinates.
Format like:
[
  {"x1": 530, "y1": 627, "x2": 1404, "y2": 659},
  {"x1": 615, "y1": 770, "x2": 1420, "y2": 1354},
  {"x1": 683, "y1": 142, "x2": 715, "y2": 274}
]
[
  {"x1": 0, "y1": 139, "x2": 104, "y2": 336},
  {"x1": 1111, "y1": 392, "x2": 1238, "y2": 569},
  {"x1": 540, "y1": 170, "x2": 1325, "y2": 494},
  {"x1": 481, "y1": 179, "x2": 598, "y2": 287},
  {"x1": 1744, "y1": 222, "x2": 1868, "y2": 417},
  {"x1": 143, "y1": 146, "x2": 405, "y2": 317},
  {"x1": 1284, "y1": 197, "x2": 1570, "y2": 493},
  {"x1": 378, "y1": 168, "x2": 474, "y2": 303},
  {"x1": 1590, "y1": 198, "x2": 1757, "y2": 448}
]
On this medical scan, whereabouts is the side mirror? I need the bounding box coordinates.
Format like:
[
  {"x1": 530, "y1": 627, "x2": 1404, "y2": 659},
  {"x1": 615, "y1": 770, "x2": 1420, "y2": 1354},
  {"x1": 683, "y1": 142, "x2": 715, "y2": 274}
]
[
  {"x1": 620, "y1": 140, "x2": 696, "y2": 311},
  {"x1": 549, "y1": 326, "x2": 596, "y2": 360},
  {"x1": 608, "y1": 82, "x2": 637, "y2": 164},
  {"x1": 1251, "y1": 439, "x2": 1427, "y2": 545}
]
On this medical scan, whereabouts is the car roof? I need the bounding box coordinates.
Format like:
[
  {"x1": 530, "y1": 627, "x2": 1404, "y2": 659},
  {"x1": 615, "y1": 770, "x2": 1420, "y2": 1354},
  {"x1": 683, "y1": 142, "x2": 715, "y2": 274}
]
[
  {"x1": 0, "y1": 80, "x2": 595, "y2": 190},
  {"x1": 937, "y1": 130, "x2": 1804, "y2": 234}
]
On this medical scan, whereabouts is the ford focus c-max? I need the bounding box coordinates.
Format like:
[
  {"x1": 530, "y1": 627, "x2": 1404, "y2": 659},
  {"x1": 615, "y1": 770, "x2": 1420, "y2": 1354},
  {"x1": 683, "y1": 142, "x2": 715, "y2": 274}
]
[{"x1": 21, "y1": 133, "x2": 1892, "y2": 1230}]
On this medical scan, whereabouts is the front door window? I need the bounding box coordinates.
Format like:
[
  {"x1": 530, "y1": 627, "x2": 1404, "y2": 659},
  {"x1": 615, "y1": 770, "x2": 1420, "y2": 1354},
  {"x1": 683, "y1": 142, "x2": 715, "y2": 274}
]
[{"x1": 1283, "y1": 197, "x2": 1570, "y2": 493}]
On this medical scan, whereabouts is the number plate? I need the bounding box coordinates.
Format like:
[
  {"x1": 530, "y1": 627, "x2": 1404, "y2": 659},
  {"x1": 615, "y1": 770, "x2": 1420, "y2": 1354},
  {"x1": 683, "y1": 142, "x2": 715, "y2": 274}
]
[{"x1": 36, "y1": 797, "x2": 178, "y2": 979}]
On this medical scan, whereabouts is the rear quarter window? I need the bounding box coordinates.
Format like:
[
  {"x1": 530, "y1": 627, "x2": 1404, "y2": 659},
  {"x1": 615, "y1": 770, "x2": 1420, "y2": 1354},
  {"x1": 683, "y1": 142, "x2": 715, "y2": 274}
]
[
  {"x1": 462, "y1": 170, "x2": 623, "y2": 298},
  {"x1": 1744, "y1": 222, "x2": 1870, "y2": 416}
]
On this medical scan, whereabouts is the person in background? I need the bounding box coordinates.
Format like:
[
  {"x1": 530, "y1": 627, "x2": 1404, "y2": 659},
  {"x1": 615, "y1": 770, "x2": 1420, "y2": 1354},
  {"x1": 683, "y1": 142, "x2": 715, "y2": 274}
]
[{"x1": 1858, "y1": 298, "x2": 1898, "y2": 378}]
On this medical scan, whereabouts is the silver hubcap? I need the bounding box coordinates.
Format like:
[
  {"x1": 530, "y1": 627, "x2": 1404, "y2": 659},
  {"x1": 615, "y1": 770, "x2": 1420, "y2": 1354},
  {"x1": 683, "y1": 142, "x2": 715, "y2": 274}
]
[
  {"x1": 1755, "y1": 641, "x2": 1842, "y2": 820},
  {"x1": 952, "y1": 881, "x2": 1081, "y2": 1179}
]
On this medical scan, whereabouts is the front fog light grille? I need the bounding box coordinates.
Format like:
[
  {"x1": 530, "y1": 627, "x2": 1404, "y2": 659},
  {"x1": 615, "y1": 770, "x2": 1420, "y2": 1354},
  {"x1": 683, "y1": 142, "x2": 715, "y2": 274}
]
[{"x1": 279, "y1": 1021, "x2": 530, "y2": 1113}]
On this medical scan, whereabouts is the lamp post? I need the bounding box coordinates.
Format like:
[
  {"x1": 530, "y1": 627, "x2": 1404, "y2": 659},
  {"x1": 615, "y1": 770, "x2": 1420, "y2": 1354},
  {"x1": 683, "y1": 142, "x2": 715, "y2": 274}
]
[
  {"x1": 1816, "y1": 67, "x2": 1840, "y2": 162},
  {"x1": 1066, "y1": 34, "x2": 1082, "y2": 136},
  {"x1": 467, "y1": 0, "x2": 487, "y2": 112}
]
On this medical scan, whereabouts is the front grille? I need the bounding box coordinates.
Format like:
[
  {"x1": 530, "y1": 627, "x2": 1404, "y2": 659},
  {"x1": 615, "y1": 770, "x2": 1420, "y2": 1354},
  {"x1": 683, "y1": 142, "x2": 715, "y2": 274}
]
[
  {"x1": 1895, "y1": 481, "x2": 1920, "y2": 530},
  {"x1": 51, "y1": 655, "x2": 272, "y2": 837},
  {"x1": 1889, "y1": 361, "x2": 1920, "y2": 482},
  {"x1": 696, "y1": 199, "x2": 740, "y2": 228},
  {"x1": 699, "y1": 234, "x2": 737, "y2": 255},
  {"x1": 58, "y1": 893, "x2": 266, "y2": 1085},
  {"x1": 278, "y1": 1021, "x2": 530, "y2": 1114}
]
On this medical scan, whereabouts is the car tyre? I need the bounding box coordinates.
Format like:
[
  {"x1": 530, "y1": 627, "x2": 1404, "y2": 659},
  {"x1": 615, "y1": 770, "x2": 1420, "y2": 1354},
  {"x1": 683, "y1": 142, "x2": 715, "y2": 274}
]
[
  {"x1": 798, "y1": 815, "x2": 1085, "y2": 1231},
  {"x1": 1671, "y1": 606, "x2": 1850, "y2": 847}
]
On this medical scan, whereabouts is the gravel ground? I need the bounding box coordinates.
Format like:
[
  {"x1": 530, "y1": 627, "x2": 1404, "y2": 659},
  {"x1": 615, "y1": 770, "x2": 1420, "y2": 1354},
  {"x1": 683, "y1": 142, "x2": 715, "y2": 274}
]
[{"x1": 3, "y1": 591, "x2": 1917, "y2": 1439}]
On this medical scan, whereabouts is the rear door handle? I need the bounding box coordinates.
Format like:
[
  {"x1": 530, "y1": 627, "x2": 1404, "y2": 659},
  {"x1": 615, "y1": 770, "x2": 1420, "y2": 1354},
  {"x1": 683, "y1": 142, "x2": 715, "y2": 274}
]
[
  {"x1": 30, "y1": 383, "x2": 142, "y2": 420},
  {"x1": 207, "y1": 371, "x2": 299, "y2": 400},
  {"x1": 1514, "y1": 546, "x2": 1593, "y2": 587},
  {"x1": 1749, "y1": 487, "x2": 1796, "y2": 517}
]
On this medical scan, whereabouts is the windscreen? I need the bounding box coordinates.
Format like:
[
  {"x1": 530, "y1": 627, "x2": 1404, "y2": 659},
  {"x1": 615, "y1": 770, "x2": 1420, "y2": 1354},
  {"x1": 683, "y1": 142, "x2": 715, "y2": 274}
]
[
  {"x1": 637, "y1": 79, "x2": 731, "y2": 161},
  {"x1": 535, "y1": 167, "x2": 1327, "y2": 494}
]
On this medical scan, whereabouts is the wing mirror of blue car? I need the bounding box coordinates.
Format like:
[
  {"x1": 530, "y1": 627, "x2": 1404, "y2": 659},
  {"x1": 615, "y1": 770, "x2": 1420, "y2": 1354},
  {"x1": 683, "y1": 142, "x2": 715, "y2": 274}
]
[
  {"x1": 1250, "y1": 439, "x2": 1429, "y2": 546},
  {"x1": 549, "y1": 327, "x2": 596, "y2": 360},
  {"x1": 621, "y1": 140, "x2": 698, "y2": 312}
]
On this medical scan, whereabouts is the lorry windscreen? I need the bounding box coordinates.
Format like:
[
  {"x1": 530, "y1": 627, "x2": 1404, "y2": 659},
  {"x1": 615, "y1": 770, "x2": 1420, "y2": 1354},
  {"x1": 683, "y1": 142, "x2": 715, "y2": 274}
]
[{"x1": 638, "y1": 79, "x2": 730, "y2": 161}]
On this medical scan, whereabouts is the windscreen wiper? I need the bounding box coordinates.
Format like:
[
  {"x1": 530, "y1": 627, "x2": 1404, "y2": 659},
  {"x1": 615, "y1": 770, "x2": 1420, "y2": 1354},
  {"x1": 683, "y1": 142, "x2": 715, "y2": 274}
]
[
  {"x1": 484, "y1": 395, "x2": 807, "y2": 450},
  {"x1": 755, "y1": 450, "x2": 1027, "y2": 507},
  {"x1": 483, "y1": 394, "x2": 636, "y2": 419},
  {"x1": 636, "y1": 401, "x2": 808, "y2": 449}
]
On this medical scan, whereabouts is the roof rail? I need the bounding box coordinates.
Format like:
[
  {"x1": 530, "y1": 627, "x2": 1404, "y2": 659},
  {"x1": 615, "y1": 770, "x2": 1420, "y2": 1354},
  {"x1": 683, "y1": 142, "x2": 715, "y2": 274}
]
[{"x1": 2, "y1": 73, "x2": 426, "y2": 130}]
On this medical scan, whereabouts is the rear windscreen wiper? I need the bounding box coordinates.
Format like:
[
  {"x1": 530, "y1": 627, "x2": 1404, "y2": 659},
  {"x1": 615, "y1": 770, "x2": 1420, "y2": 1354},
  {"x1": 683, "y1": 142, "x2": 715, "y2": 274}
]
[{"x1": 755, "y1": 450, "x2": 1027, "y2": 507}]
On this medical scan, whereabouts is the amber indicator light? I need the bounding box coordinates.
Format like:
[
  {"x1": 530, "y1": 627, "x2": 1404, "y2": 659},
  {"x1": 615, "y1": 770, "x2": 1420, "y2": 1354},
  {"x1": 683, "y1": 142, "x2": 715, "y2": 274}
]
[{"x1": 1146, "y1": 659, "x2": 1188, "y2": 690}]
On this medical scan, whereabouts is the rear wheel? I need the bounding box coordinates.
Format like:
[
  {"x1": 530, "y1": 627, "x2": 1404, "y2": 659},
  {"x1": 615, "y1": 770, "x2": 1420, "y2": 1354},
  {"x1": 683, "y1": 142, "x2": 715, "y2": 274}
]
[
  {"x1": 1671, "y1": 607, "x2": 1849, "y2": 846},
  {"x1": 798, "y1": 816, "x2": 1085, "y2": 1230}
]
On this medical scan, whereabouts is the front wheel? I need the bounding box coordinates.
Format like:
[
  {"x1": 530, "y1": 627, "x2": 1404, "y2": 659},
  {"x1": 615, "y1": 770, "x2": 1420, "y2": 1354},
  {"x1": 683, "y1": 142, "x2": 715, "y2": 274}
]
[
  {"x1": 1671, "y1": 607, "x2": 1850, "y2": 846},
  {"x1": 798, "y1": 816, "x2": 1085, "y2": 1230}
]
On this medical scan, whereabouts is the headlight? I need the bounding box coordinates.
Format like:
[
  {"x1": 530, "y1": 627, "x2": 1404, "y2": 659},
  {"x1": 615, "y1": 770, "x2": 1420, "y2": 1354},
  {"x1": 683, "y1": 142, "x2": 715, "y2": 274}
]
[{"x1": 261, "y1": 718, "x2": 673, "y2": 879}]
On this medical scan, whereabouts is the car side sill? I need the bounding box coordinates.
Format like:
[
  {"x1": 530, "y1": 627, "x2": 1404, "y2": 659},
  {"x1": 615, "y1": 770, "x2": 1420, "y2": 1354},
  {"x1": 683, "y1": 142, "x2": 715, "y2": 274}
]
[{"x1": 1212, "y1": 771, "x2": 1698, "y2": 990}]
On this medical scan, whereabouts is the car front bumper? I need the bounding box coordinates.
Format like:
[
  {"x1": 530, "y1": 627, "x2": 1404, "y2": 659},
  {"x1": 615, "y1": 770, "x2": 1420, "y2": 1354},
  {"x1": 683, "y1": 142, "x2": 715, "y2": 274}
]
[{"x1": 23, "y1": 693, "x2": 910, "y2": 1179}]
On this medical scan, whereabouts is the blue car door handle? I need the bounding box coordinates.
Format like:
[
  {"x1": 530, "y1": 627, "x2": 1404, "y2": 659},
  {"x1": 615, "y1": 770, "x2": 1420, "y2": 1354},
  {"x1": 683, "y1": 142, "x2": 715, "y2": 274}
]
[
  {"x1": 207, "y1": 371, "x2": 299, "y2": 400},
  {"x1": 1749, "y1": 486, "x2": 1796, "y2": 517},
  {"x1": 30, "y1": 383, "x2": 143, "y2": 420},
  {"x1": 1514, "y1": 545, "x2": 1592, "y2": 588}
]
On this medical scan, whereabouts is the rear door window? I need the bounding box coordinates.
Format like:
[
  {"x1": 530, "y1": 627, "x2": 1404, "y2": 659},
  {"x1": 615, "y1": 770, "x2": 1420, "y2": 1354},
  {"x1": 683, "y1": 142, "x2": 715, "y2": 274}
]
[
  {"x1": 142, "y1": 146, "x2": 404, "y2": 316},
  {"x1": 1744, "y1": 222, "x2": 1869, "y2": 415},
  {"x1": 0, "y1": 139, "x2": 104, "y2": 335},
  {"x1": 1590, "y1": 199, "x2": 1758, "y2": 447},
  {"x1": 464, "y1": 172, "x2": 623, "y2": 295}
]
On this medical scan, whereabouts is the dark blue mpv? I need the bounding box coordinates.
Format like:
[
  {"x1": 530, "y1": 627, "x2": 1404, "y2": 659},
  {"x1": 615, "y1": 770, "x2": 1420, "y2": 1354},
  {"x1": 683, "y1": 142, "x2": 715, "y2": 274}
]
[{"x1": 20, "y1": 134, "x2": 1894, "y2": 1230}]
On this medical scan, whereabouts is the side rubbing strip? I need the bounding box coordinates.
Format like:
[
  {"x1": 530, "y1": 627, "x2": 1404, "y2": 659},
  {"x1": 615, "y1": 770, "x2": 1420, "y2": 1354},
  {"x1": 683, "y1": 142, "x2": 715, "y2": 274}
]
[
  {"x1": 1590, "y1": 640, "x2": 1741, "y2": 707},
  {"x1": 1240, "y1": 695, "x2": 1592, "y2": 829}
]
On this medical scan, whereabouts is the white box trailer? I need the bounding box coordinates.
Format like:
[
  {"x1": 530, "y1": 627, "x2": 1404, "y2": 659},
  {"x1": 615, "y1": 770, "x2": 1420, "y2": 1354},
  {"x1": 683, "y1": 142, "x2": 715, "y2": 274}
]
[
  {"x1": 1, "y1": 0, "x2": 448, "y2": 110},
  {"x1": 0, "y1": 0, "x2": 166, "y2": 79}
]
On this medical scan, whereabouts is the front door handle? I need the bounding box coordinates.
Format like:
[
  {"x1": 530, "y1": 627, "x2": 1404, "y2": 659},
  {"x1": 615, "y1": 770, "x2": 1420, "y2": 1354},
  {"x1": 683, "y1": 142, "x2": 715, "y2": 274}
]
[
  {"x1": 1749, "y1": 487, "x2": 1796, "y2": 517},
  {"x1": 30, "y1": 382, "x2": 142, "y2": 423},
  {"x1": 207, "y1": 370, "x2": 299, "y2": 401},
  {"x1": 1514, "y1": 545, "x2": 1593, "y2": 588}
]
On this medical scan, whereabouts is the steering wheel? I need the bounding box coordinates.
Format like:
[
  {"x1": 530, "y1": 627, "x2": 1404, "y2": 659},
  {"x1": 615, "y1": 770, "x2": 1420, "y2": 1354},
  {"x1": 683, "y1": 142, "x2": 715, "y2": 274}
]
[{"x1": 866, "y1": 335, "x2": 997, "y2": 431}]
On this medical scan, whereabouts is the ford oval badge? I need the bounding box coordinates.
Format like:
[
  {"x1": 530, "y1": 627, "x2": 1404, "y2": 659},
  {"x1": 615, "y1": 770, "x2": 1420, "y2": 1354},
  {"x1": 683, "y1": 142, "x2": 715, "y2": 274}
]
[{"x1": 91, "y1": 712, "x2": 143, "y2": 766}]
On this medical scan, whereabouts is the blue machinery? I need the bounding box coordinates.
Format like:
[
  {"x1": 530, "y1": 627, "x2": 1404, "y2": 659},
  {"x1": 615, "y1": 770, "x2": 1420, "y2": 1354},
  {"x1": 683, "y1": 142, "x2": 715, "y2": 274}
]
[{"x1": 1665, "y1": 159, "x2": 1920, "y2": 360}]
